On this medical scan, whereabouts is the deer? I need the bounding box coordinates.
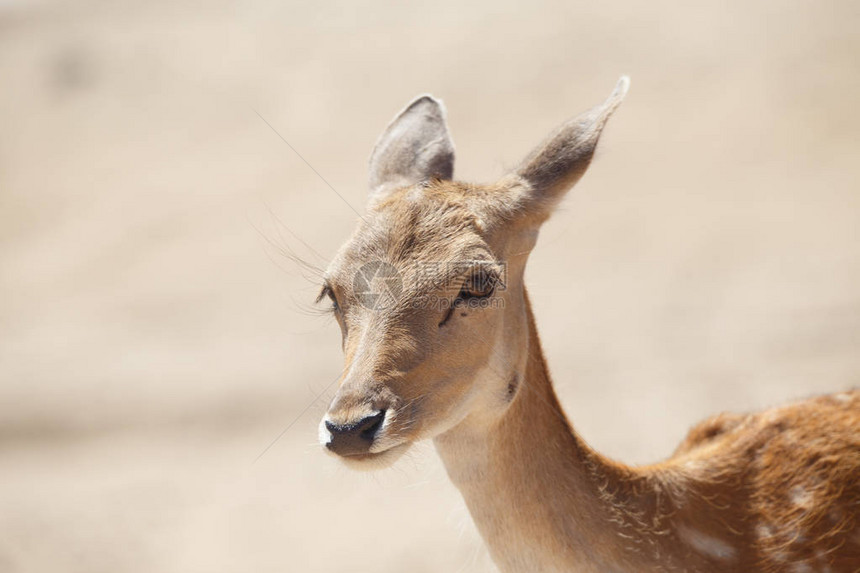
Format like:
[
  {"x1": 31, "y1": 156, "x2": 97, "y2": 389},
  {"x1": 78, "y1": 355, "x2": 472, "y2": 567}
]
[{"x1": 315, "y1": 77, "x2": 860, "y2": 572}]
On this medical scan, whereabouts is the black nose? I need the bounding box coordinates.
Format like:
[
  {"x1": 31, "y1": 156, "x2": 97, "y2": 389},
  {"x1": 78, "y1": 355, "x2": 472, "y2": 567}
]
[{"x1": 325, "y1": 410, "x2": 386, "y2": 456}]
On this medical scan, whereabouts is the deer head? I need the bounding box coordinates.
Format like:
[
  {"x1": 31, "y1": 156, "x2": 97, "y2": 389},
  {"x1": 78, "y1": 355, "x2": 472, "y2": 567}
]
[{"x1": 318, "y1": 78, "x2": 629, "y2": 468}]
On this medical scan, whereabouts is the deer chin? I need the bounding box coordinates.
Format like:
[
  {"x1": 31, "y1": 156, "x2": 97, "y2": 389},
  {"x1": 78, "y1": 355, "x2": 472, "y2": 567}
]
[{"x1": 330, "y1": 441, "x2": 412, "y2": 471}]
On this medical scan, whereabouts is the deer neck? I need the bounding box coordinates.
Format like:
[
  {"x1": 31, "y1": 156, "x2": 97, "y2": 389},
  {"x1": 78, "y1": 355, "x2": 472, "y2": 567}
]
[{"x1": 433, "y1": 289, "x2": 668, "y2": 573}]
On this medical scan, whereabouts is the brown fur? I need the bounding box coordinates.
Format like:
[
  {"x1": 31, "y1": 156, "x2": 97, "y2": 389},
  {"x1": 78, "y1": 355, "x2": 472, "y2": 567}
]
[{"x1": 318, "y1": 78, "x2": 860, "y2": 571}]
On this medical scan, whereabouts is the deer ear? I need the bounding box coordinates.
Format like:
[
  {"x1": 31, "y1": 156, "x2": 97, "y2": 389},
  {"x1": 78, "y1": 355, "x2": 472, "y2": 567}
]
[
  {"x1": 368, "y1": 95, "x2": 455, "y2": 202},
  {"x1": 513, "y1": 77, "x2": 629, "y2": 220}
]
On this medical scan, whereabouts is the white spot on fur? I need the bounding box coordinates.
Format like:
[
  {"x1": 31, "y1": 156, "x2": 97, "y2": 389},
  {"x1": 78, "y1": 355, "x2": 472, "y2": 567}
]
[
  {"x1": 676, "y1": 525, "x2": 737, "y2": 561},
  {"x1": 815, "y1": 550, "x2": 835, "y2": 573},
  {"x1": 683, "y1": 459, "x2": 705, "y2": 472},
  {"x1": 789, "y1": 485, "x2": 814, "y2": 509},
  {"x1": 756, "y1": 524, "x2": 775, "y2": 540}
]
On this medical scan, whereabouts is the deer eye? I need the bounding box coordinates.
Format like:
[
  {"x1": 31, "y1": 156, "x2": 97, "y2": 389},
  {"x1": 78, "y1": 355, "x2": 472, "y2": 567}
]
[
  {"x1": 317, "y1": 284, "x2": 340, "y2": 312},
  {"x1": 438, "y1": 265, "x2": 500, "y2": 328},
  {"x1": 457, "y1": 268, "x2": 497, "y2": 300}
]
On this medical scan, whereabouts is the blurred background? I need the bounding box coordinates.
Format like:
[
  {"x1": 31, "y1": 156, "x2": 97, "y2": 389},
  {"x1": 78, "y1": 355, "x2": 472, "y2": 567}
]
[{"x1": 1, "y1": 0, "x2": 859, "y2": 571}]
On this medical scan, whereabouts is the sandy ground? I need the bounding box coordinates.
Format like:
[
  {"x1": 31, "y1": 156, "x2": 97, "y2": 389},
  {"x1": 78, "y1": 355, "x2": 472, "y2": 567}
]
[{"x1": 1, "y1": 0, "x2": 859, "y2": 571}]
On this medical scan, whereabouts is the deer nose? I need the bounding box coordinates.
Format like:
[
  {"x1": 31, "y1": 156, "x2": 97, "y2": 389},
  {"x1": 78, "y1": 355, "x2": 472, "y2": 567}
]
[{"x1": 324, "y1": 410, "x2": 386, "y2": 456}]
